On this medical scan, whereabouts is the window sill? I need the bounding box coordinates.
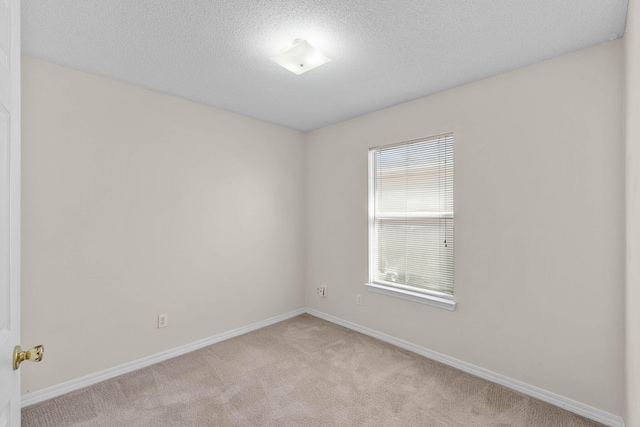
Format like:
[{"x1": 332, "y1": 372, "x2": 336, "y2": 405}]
[{"x1": 365, "y1": 282, "x2": 457, "y2": 311}]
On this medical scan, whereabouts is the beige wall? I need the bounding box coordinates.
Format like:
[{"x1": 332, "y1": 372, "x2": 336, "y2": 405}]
[
  {"x1": 21, "y1": 57, "x2": 307, "y2": 393},
  {"x1": 626, "y1": 0, "x2": 640, "y2": 424},
  {"x1": 306, "y1": 40, "x2": 625, "y2": 415}
]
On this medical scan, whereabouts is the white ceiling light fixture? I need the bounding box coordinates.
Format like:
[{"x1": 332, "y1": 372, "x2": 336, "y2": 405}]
[{"x1": 270, "y1": 39, "x2": 331, "y2": 75}]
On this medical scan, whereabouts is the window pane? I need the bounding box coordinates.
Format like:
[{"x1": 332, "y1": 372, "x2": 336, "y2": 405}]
[
  {"x1": 375, "y1": 138, "x2": 453, "y2": 214},
  {"x1": 373, "y1": 218, "x2": 454, "y2": 295}
]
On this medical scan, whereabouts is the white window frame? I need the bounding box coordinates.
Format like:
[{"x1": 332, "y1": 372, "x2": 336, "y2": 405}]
[{"x1": 365, "y1": 134, "x2": 456, "y2": 311}]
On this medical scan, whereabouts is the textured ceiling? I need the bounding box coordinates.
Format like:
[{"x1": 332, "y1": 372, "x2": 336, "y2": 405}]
[{"x1": 22, "y1": 0, "x2": 629, "y2": 132}]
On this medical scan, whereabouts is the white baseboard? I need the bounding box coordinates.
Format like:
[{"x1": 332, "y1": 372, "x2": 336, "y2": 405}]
[
  {"x1": 21, "y1": 308, "x2": 306, "y2": 408},
  {"x1": 21, "y1": 306, "x2": 626, "y2": 427},
  {"x1": 306, "y1": 308, "x2": 625, "y2": 427}
]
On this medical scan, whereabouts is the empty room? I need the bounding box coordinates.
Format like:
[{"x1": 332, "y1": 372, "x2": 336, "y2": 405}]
[{"x1": 1, "y1": 0, "x2": 638, "y2": 426}]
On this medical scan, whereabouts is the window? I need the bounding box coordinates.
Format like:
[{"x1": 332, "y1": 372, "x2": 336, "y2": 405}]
[{"x1": 366, "y1": 134, "x2": 455, "y2": 310}]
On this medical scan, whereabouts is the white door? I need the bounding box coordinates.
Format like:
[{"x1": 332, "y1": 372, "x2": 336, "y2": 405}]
[{"x1": 0, "y1": 0, "x2": 20, "y2": 425}]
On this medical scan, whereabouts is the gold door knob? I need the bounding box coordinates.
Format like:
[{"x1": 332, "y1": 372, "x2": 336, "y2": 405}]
[{"x1": 13, "y1": 345, "x2": 44, "y2": 370}]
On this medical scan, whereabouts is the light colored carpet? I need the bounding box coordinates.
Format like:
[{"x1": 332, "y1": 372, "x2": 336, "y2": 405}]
[{"x1": 22, "y1": 314, "x2": 605, "y2": 426}]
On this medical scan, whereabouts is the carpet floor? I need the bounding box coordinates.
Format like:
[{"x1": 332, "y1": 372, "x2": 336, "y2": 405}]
[{"x1": 22, "y1": 314, "x2": 606, "y2": 426}]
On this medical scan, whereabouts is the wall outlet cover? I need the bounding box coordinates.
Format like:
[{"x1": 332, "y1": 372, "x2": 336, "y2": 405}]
[{"x1": 158, "y1": 313, "x2": 168, "y2": 328}]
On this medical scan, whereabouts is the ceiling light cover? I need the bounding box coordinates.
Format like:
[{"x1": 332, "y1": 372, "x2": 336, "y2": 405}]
[{"x1": 270, "y1": 40, "x2": 331, "y2": 75}]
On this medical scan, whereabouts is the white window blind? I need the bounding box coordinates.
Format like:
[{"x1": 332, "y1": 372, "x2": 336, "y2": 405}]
[{"x1": 368, "y1": 134, "x2": 454, "y2": 304}]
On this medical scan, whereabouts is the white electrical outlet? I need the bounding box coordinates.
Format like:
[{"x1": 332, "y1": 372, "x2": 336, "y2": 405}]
[
  {"x1": 356, "y1": 294, "x2": 363, "y2": 305},
  {"x1": 317, "y1": 285, "x2": 327, "y2": 297},
  {"x1": 158, "y1": 313, "x2": 168, "y2": 328}
]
